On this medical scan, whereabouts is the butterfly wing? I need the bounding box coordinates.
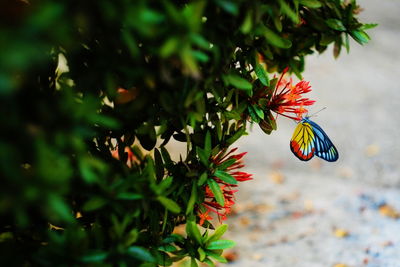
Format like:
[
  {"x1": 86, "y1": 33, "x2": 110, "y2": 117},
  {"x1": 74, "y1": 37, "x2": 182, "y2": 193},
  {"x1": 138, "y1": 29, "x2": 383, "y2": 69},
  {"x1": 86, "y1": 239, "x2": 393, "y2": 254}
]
[
  {"x1": 290, "y1": 121, "x2": 316, "y2": 161},
  {"x1": 307, "y1": 119, "x2": 339, "y2": 162}
]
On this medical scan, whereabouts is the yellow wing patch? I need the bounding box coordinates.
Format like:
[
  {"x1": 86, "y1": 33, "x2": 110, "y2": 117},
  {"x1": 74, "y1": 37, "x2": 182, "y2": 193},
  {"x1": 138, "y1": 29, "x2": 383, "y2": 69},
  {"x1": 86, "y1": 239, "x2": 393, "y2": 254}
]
[{"x1": 290, "y1": 122, "x2": 316, "y2": 161}]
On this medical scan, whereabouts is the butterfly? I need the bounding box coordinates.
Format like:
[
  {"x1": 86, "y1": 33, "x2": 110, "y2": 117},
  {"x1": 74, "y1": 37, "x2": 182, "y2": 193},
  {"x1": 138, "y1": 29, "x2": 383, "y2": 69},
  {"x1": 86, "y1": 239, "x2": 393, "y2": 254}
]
[{"x1": 290, "y1": 117, "x2": 338, "y2": 162}]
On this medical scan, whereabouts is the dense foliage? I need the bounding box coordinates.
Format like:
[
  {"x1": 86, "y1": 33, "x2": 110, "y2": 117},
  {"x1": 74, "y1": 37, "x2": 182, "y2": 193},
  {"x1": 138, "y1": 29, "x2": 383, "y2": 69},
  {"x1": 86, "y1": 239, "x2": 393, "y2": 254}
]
[{"x1": 0, "y1": 0, "x2": 373, "y2": 265}]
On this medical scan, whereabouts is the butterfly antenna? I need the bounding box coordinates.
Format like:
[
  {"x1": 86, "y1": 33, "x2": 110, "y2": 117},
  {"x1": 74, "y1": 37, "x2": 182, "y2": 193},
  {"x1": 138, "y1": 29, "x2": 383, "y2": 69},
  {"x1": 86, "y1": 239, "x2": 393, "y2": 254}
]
[{"x1": 309, "y1": 107, "x2": 327, "y2": 118}]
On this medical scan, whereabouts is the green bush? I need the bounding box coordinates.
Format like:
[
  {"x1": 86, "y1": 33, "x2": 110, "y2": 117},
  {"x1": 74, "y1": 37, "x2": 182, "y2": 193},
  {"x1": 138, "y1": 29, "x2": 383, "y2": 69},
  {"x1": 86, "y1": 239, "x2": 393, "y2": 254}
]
[{"x1": 0, "y1": 0, "x2": 373, "y2": 266}]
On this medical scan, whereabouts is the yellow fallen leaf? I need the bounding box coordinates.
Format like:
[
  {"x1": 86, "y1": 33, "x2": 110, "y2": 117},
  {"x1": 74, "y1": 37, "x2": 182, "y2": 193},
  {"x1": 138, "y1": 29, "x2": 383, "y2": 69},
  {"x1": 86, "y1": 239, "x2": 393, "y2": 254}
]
[
  {"x1": 304, "y1": 199, "x2": 314, "y2": 212},
  {"x1": 379, "y1": 204, "x2": 400, "y2": 219},
  {"x1": 239, "y1": 216, "x2": 251, "y2": 226},
  {"x1": 251, "y1": 253, "x2": 263, "y2": 261},
  {"x1": 365, "y1": 144, "x2": 380, "y2": 157},
  {"x1": 333, "y1": 228, "x2": 349, "y2": 238},
  {"x1": 338, "y1": 167, "x2": 354, "y2": 178},
  {"x1": 333, "y1": 264, "x2": 350, "y2": 267},
  {"x1": 269, "y1": 171, "x2": 284, "y2": 184}
]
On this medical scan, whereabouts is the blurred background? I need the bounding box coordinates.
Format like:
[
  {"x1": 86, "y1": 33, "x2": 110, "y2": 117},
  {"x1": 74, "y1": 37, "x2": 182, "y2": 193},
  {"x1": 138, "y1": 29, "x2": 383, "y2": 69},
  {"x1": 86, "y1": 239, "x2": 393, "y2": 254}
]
[{"x1": 220, "y1": 1, "x2": 400, "y2": 266}]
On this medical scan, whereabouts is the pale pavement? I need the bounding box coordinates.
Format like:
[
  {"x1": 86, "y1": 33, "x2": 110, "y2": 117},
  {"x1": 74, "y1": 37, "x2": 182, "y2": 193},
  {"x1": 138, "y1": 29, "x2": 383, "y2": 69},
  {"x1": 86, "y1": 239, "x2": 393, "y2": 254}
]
[{"x1": 226, "y1": 1, "x2": 400, "y2": 266}]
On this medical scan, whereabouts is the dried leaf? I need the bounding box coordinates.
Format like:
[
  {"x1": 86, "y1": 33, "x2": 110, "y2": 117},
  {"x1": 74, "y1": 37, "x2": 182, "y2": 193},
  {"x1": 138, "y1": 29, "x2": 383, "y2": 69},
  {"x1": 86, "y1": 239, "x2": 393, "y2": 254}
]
[{"x1": 333, "y1": 228, "x2": 349, "y2": 238}]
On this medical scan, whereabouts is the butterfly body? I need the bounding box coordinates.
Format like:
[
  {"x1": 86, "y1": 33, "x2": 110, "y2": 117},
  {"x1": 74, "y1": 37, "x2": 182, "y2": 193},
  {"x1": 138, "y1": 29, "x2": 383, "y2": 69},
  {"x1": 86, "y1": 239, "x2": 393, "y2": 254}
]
[{"x1": 290, "y1": 117, "x2": 338, "y2": 162}]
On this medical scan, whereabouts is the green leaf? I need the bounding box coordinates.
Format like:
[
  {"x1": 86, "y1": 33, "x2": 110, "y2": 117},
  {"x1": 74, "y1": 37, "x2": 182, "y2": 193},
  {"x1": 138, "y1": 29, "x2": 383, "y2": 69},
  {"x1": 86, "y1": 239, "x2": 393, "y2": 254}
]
[
  {"x1": 152, "y1": 176, "x2": 174, "y2": 196},
  {"x1": 160, "y1": 37, "x2": 179, "y2": 57},
  {"x1": 214, "y1": 170, "x2": 237, "y2": 185},
  {"x1": 124, "y1": 229, "x2": 139, "y2": 246},
  {"x1": 186, "y1": 182, "x2": 198, "y2": 215},
  {"x1": 204, "y1": 131, "x2": 211, "y2": 154},
  {"x1": 154, "y1": 148, "x2": 164, "y2": 181},
  {"x1": 186, "y1": 221, "x2": 202, "y2": 245},
  {"x1": 299, "y1": 0, "x2": 322, "y2": 8},
  {"x1": 198, "y1": 172, "x2": 208, "y2": 186},
  {"x1": 122, "y1": 31, "x2": 139, "y2": 58},
  {"x1": 360, "y1": 23, "x2": 378, "y2": 30},
  {"x1": 345, "y1": 33, "x2": 350, "y2": 53},
  {"x1": 198, "y1": 247, "x2": 206, "y2": 261},
  {"x1": 248, "y1": 105, "x2": 260, "y2": 123},
  {"x1": 226, "y1": 126, "x2": 245, "y2": 146},
  {"x1": 127, "y1": 246, "x2": 156, "y2": 262},
  {"x1": 157, "y1": 196, "x2": 181, "y2": 213},
  {"x1": 162, "y1": 234, "x2": 185, "y2": 244},
  {"x1": 240, "y1": 11, "x2": 252, "y2": 33},
  {"x1": 216, "y1": 0, "x2": 238, "y2": 15},
  {"x1": 273, "y1": 15, "x2": 283, "y2": 32},
  {"x1": 191, "y1": 258, "x2": 199, "y2": 267},
  {"x1": 160, "y1": 146, "x2": 173, "y2": 167},
  {"x1": 267, "y1": 112, "x2": 277, "y2": 130},
  {"x1": 320, "y1": 34, "x2": 336, "y2": 46},
  {"x1": 203, "y1": 258, "x2": 215, "y2": 267},
  {"x1": 207, "y1": 179, "x2": 224, "y2": 206},
  {"x1": 158, "y1": 244, "x2": 177, "y2": 252},
  {"x1": 224, "y1": 74, "x2": 252, "y2": 91},
  {"x1": 94, "y1": 114, "x2": 121, "y2": 129},
  {"x1": 263, "y1": 26, "x2": 292, "y2": 49},
  {"x1": 206, "y1": 240, "x2": 236, "y2": 250},
  {"x1": 252, "y1": 104, "x2": 264, "y2": 119},
  {"x1": 83, "y1": 197, "x2": 107, "y2": 212},
  {"x1": 196, "y1": 146, "x2": 210, "y2": 166},
  {"x1": 326, "y1": 19, "x2": 346, "y2": 31},
  {"x1": 350, "y1": 30, "x2": 370, "y2": 45},
  {"x1": 117, "y1": 192, "x2": 143, "y2": 200},
  {"x1": 278, "y1": 0, "x2": 299, "y2": 23},
  {"x1": 254, "y1": 64, "x2": 269, "y2": 86},
  {"x1": 216, "y1": 158, "x2": 236, "y2": 171},
  {"x1": 204, "y1": 224, "x2": 228, "y2": 244},
  {"x1": 190, "y1": 34, "x2": 210, "y2": 50},
  {"x1": 191, "y1": 50, "x2": 209, "y2": 63},
  {"x1": 205, "y1": 251, "x2": 227, "y2": 263},
  {"x1": 81, "y1": 251, "x2": 109, "y2": 263}
]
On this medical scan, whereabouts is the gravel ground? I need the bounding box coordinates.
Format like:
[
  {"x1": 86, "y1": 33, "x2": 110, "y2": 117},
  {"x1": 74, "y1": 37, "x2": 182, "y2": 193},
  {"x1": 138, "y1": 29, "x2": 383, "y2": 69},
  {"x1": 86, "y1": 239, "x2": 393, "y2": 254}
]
[{"x1": 224, "y1": 1, "x2": 400, "y2": 266}]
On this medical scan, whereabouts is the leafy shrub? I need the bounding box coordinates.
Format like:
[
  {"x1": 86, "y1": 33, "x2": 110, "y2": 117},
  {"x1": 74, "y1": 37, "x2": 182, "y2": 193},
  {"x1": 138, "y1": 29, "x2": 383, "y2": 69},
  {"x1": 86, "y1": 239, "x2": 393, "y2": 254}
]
[{"x1": 0, "y1": 0, "x2": 373, "y2": 266}]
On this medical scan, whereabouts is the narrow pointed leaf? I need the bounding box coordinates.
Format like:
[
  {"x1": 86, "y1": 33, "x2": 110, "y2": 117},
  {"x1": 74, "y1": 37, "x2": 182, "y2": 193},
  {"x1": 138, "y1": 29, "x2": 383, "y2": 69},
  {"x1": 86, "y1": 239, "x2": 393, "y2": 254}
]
[
  {"x1": 207, "y1": 179, "x2": 224, "y2": 206},
  {"x1": 198, "y1": 172, "x2": 208, "y2": 186},
  {"x1": 198, "y1": 247, "x2": 206, "y2": 261},
  {"x1": 326, "y1": 19, "x2": 346, "y2": 31},
  {"x1": 216, "y1": 158, "x2": 236, "y2": 171},
  {"x1": 196, "y1": 146, "x2": 210, "y2": 166},
  {"x1": 191, "y1": 258, "x2": 199, "y2": 267},
  {"x1": 224, "y1": 74, "x2": 252, "y2": 91},
  {"x1": 204, "y1": 224, "x2": 228, "y2": 244},
  {"x1": 186, "y1": 182, "x2": 197, "y2": 215},
  {"x1": 299, "y1": 0, "x2": 322, "y2": 8},
  {"x1": 255, "y1": 64, "x2": 269, "y2": 86},
  {"x1": 186, "y1": 221, "x2": 202, "y2": 245},
  {"x1": 127, "y1": 246, "x2": 156, "y2": 262},
  {"x1": 157, "y1": 196, "x2": 181, "y2": 213},
  {"x1": 204, "y1": 131, "x2": 211, "y2": 153},
  {"x1": 214, "y1": 170, "x2": 237, "y2": 185},
  {"x1": 205, "y1": 251, "x2": 227, "y2": 263},
  {"x1": 206, "y1": 240, "x2": 236, "y2": 250},
  {"x1": 263, "y1": 26, "x2": 292, "y2": 49}
]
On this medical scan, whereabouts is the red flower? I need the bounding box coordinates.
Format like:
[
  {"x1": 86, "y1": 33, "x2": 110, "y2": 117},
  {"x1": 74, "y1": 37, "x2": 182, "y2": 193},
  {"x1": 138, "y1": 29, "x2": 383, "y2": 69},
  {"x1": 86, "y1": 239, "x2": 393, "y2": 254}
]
[
  {"x1": 266, "y1": 67, "x2": 315, "y2": 120},
  {"x1": 198, "y1": 148, "x2": 252, "y2": 225},
  {"x1": 111, "y1": 146, "x2": 138, "y2": 168}
]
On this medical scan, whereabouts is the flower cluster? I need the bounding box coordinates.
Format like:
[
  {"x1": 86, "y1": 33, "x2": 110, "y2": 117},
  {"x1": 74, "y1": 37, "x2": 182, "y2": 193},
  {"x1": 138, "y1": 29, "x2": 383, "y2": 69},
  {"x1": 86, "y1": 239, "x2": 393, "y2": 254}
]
[
  {"x1": 198, "y1": 148, "x2": 252, "y2": 225},
  {"x1": 266, "y1": 67, "x2": 315, "y2": 120},
  {"x1": 111, "y1": 146, "x2": 138, "y2": 168}
]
